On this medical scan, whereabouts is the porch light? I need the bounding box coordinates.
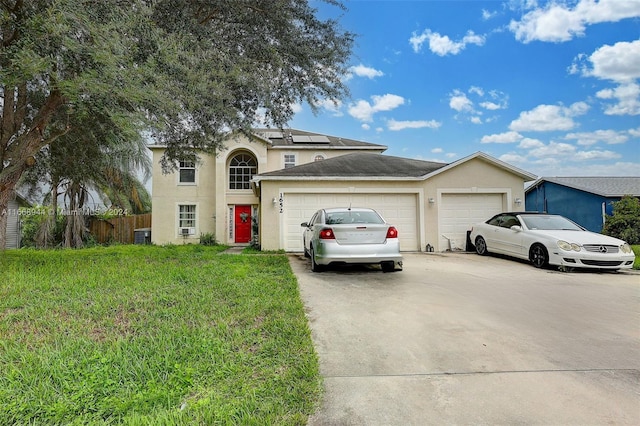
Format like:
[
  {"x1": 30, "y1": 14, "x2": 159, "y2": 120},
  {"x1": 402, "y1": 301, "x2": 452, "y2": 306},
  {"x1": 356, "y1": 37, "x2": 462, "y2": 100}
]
[
  {"x1": 514, "y1": 198, "x2": 522, "y2": 206},
  {"x1": 272, "y1": 197, "x2": 278, "y2": 205},
  {"x1": 428, "y1": 197, "x2": 435, "y2": 204}
]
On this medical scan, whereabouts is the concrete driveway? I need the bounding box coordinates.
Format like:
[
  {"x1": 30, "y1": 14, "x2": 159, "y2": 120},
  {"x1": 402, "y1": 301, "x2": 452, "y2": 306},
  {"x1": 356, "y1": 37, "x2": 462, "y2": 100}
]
[{"x1": 288, "y1": 252, "x2": 640, "y2": 425}]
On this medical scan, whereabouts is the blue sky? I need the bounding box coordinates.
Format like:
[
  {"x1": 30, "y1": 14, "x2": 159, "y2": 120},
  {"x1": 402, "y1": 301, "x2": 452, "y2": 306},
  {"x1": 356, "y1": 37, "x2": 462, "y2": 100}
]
[{"x1": 287, "y1": 0, "x2": 640, "y2": 178}]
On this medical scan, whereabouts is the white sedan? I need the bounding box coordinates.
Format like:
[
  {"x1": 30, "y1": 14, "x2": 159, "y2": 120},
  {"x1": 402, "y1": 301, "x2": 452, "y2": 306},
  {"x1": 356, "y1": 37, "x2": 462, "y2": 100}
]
[{"x1": 469, "y1": 212, "x2": 635, "y2": 270}]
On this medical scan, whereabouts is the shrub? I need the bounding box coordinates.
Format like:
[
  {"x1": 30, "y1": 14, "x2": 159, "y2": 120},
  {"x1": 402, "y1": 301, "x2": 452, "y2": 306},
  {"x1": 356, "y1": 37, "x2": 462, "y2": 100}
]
[
  {"x1": 602, "y1": 195, "x2": 640, "y2": 244},
  {"x1": 199, "y1": 232, "x2": 217, "y2": 246}
]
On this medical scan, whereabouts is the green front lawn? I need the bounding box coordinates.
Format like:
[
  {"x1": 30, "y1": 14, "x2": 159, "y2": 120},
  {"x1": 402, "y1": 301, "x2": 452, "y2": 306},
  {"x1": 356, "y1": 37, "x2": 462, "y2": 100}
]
[
  {"x1": 633, "y1": 245, "x2": 640, "y2": 270},
  {"x1": 0, "y1": 245, "x2": 321, "y2": 425}
]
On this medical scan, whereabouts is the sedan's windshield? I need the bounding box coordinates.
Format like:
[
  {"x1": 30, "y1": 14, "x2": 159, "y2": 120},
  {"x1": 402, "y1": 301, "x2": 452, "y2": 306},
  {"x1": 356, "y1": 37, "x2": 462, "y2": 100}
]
[
  {"x1": 326, "y1": 211, "x2": 384, "y2": 225},
  {"x1": 520, "y1": 215, "x2": 582, "y2": 231}
]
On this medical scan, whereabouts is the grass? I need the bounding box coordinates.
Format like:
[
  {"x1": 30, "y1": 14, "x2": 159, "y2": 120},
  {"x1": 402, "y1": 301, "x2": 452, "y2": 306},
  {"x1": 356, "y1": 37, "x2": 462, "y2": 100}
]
[
  {"x1": 0, "y1": 245, "x2": 321, "y2": 425},
  {"x1": 632, "y1": 245, "x2": 640, "y2": 270}
]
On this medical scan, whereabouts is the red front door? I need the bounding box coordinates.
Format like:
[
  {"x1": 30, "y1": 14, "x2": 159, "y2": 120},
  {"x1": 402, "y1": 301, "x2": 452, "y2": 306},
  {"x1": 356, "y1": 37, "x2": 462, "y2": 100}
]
[{"x1": 234, "y1": 205, "x2": 252, "y2": 243}]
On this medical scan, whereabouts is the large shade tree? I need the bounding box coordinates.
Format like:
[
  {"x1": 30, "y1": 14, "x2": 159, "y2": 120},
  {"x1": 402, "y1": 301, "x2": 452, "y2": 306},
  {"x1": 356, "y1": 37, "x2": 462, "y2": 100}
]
[{"x1": 0, "y1": 0, "x2": 355, "y2": 248}]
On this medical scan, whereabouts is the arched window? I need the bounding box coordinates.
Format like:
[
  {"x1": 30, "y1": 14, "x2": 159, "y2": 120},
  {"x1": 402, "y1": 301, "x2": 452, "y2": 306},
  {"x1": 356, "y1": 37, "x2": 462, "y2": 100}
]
[
  {"x1": 314, "y1": 154, "x2": 325, "y2": 162},
  {"x1": 229, "y1": 153, "x2": 257, "y2": 190}
]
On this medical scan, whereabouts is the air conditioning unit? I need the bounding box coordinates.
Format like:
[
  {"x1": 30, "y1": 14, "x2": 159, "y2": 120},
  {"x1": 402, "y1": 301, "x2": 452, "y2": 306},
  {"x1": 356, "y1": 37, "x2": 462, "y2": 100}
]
[{"x1": 180, "y1": 227, "x2": 195, "y2": 236}]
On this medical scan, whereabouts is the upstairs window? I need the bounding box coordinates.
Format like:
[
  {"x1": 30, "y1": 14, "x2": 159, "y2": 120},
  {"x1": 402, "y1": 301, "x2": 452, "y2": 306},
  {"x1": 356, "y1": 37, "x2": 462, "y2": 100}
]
[
  {"x1": 179, "y1": 161, "x2": 196, "y2": 184},
  {"x1": 229, "y1": 153, "x2": 257, "y2": 190},
  {"x1": 284, "y1": 154, "x2": 296, "y2": 168},
  {"x1": 314, "y1": 154, "x2": 325, "y2": 162}
]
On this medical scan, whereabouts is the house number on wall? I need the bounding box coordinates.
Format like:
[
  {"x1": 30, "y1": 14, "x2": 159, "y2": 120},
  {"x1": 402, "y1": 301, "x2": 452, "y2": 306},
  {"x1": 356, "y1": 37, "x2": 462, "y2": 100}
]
[{"x1": 278, "y1": 193, "x2": 284, "y2": 214}]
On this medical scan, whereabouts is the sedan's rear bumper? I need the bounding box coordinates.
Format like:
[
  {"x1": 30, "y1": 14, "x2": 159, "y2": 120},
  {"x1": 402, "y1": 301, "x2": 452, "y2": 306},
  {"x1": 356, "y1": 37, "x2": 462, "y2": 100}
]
[
  {"x1": 549, "y1": 250, "x2": 635, "y2": 270},
  {"x1": 314, "y1": 240, "x2": 403, "y2": 267}
]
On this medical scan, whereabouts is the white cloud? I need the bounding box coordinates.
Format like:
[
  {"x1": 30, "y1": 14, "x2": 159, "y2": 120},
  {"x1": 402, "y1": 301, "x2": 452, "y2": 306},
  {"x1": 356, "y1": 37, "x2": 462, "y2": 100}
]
[
  {"x1": 479, "y1": 101, "x2": 502, "y2": 110},
  {"x1": 291, "y1": 103, "x2": 303, "y2": 114},
  {"x1": 518, "y1": 137, "x2": 545, "y2": 149},
  {"x1": 584, "y1": 40, "x2": 640, "y2": 83},
  {"x1": 509, "y1": 0, "x2": 640, "y2": 43},
  {"x1": 449, "y1": 90, "x2": 474, "y2": 112},
  {"x1": 564, "y1": 129, "x2": 629, "y2": 146},
  {"x1": 529, "y1": 141, "x2": 577, "y2": 158},
  {"x1": 361, "y1": 123, "x2": 370, "y2": 131},
  {"x1": 573, "y1": 150, "x2": 621, "y2": 161},
  {"x1": 481, "y1": 131, "x2": 523, "y2": 144},
  {"x1": 410, "y1": 29, "x2": 485, "y2": 56},
  {"x1": 596, "y1": 82, "x2": 640, "y2": 115},
  {"x1": 570, "y1": 40, "x2": 640, "y2": 116},
  {"x1": 469, "y1": 86, "x2": 484, "y2": 96},
  {"x1": 449, "y1": 87, "x2": 508, "y2": 123},
  {"x1": 431, "y1": 148, "x2": 443, "y2": 153},
  {"x1": 482, "y1": 9, "x2": 498, "y2": 20},
  {"x1": 348, "y1": 94, "x2": 405, "y2": 122},
  {"x1": 509, "y1": 102, "x2": 589, "y2": 132},
  {"x1": 349, "y1": 64, "x2": 384, "y2": 79},
  {"x1": 499, "y1": 153, "x2": 528, "y2": 163},
  {"x1": 315, "y1": 99, "x2": 343, "y2": 116},
  {"x1": 628, "y1": 127, "x2": 640, "y2": 137},
  {"x1": 388, "y1": 119, "x2": 441, "y2": 131}
]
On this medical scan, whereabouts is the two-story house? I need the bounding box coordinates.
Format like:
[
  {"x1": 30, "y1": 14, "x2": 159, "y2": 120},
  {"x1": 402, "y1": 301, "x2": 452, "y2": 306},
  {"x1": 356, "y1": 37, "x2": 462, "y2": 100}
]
[{"x1": 150, "y1": 129, "x2": 536, "y2": 252}]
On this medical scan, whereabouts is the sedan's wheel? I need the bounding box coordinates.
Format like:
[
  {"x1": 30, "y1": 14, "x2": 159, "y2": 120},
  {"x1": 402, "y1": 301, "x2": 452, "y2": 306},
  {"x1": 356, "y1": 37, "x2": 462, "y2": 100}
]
[
  {"x1": 303, "y1": 238, "x2": 310, "y2": 258},
  {"x1": 475, "y1": 236, "x2": 488, "y2": 256},
  {"x1": 310, "y1": 246, "x2": 323, "y2": 272},
  {"x1": 529, "y1": 244, "x2": 549, "y2": 269}
]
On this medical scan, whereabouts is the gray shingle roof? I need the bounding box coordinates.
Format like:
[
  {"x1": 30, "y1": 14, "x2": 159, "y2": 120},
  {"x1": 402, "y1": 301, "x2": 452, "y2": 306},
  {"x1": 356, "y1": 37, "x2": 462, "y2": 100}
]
[
  {"x1": 527, "y1": 177, "x2": 640, "y2": 197},
  {"x1": 253, "y1": 128, "x2": 387, "y2": 150},
  {"x1": 256, "y1": 152, "x2": 447, "y2": 178}
]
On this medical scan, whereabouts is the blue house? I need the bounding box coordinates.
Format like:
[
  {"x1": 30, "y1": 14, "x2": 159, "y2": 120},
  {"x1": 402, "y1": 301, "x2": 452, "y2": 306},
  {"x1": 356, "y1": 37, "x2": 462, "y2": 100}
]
[{"x1": 525, "y1": 177, "x2": 640, "y2": 233}]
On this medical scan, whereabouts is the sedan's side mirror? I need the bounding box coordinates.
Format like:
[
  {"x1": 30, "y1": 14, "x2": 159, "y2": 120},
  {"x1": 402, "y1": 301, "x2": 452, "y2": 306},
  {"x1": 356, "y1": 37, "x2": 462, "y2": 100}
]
[
  {"x1": 300, "y1": 222, "x2": 309, "y2": 228},
  {"x1": 510, "y1": 225, "x2": 522, "y2": 232}
]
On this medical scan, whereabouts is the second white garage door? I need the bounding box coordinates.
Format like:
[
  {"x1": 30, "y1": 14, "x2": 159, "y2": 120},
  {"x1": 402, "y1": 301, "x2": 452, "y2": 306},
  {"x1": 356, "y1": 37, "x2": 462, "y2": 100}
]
[
  {"x1": 439, "y1": 193, "x2": 504, "y2": 251},
  {"x1": 283, "y1": 192, "x2": 419, "y2": 252}
]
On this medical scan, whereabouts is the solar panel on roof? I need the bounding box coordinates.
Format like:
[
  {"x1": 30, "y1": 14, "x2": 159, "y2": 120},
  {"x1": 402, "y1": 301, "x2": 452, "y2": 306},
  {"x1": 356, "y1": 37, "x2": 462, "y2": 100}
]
[
  {"x1": 263, "y1": 131, "x2": 283, "y2": 139},
  {"x1": 292, "y1": 135, "x2": 330, "y2": 143},
  {"x1": 309, "y1": 135, "x2": 330, "y2": 143}
]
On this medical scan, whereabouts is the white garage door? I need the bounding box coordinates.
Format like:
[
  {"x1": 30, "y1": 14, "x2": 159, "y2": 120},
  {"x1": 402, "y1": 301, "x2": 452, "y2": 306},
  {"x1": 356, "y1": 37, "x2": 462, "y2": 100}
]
[
  {"x1": 440, "y1": 193, "x2": 504, "y2": 251},
  {"x1": 283, "y1": 193, "x2": 418, "y2": 252}
]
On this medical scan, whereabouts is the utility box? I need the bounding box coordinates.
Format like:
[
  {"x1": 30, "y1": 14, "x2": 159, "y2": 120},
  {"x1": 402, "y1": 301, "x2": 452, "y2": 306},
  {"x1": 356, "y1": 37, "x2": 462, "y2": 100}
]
[{"x1": 134, "y1": 228, "x2": 152, "y2": 244}]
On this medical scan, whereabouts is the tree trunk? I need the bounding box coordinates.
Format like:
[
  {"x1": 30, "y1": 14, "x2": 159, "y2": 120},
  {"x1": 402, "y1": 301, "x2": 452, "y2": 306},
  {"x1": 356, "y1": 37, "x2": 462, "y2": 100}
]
[
  {"x1": 0, "y1": 186, "x2": 14, "y2": 250},
  {"x1": 0, "y1": 89, "x2": 66, "y2": 248}
]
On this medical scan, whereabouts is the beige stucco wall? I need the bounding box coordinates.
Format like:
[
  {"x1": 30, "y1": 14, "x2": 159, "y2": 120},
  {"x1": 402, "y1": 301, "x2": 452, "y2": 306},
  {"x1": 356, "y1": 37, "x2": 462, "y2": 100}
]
[
  {"x1": 150, "y1": 148, "x2": 218, "y2": 245},
  {"x1": 421, "y1": 157, "x2": 528, "y2": 250},
  {"x1": 150, "y1": 133, "x2": 363, "y2": 245},
  {"x1": 257, "y1": 157, "x2": 530, "y2": 252},
  {"x1": 258, "y1": 179, "x2": 424, "y2": 251}
]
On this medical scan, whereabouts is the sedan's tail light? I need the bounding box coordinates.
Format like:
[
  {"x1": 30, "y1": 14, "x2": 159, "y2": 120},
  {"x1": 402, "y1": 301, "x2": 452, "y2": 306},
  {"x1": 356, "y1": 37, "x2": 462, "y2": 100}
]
[
  {"x1": 319, "y1": 228, "x2": 335, "y2": 239},
  {"x1": 386, "y1": 226, "x2": 398, "y2": 239}
]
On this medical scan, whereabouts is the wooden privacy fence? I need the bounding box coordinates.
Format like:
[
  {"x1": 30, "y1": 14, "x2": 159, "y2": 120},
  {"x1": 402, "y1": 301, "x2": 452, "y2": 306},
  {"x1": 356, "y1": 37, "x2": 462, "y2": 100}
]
[{"x1": 89, "y1": 213, "x2": 152, "y2": 244}]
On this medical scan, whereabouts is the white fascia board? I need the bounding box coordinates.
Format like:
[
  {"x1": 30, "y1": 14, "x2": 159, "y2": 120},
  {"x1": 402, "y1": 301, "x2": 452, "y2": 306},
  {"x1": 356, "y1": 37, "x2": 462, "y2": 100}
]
[{"x1": 252, "y1": 175, "x2": 422, "y2": 183}]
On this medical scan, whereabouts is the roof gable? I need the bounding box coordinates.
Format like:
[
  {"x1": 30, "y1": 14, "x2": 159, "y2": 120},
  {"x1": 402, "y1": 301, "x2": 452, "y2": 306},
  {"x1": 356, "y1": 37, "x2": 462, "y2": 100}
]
[
  {"x1": 422, "y1": 152, "x2": 537, "y2": 181},
  {"x1": 526, "y1": 177, "x2": 640, "y2": 197}
]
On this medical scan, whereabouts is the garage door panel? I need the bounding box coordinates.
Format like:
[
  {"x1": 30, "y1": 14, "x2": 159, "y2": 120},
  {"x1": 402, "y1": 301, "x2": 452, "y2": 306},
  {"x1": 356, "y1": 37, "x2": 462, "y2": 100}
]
[
  {"x1": 283, "y1": 193, "x2": 418, "y2": 252},
  {"x1": 440, "y1": 193, "x2": 503, "y2": 251}
]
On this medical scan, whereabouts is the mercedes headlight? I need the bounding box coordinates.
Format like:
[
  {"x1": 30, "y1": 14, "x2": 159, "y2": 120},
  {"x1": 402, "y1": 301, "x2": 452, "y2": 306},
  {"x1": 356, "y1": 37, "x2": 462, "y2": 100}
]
[
  {"x1": 557, "y1": 240, "x2": 581, "y2": 252},
  {"x1": 620, "y1": 243, "x2": 633, "y2": 254}
]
